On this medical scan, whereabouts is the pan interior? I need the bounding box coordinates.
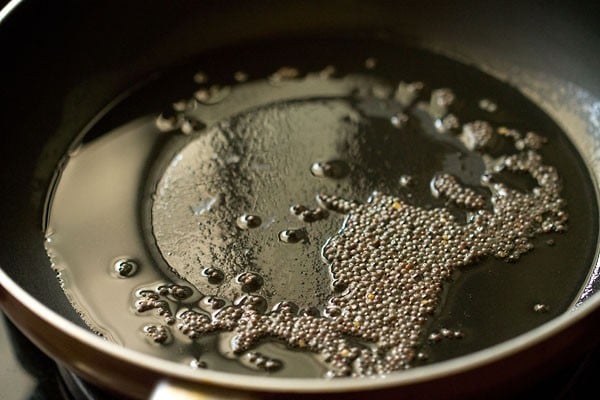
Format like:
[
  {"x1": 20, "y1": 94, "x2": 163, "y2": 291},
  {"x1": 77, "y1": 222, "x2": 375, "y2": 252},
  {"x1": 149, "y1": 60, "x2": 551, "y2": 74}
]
[{"x1": 43, "y1": 36, "x2": 598, "y2": 378}]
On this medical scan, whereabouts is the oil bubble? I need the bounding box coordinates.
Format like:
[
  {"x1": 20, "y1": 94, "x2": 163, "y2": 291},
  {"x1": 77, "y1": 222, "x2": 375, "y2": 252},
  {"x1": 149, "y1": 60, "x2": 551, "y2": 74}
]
[
  {"x1": 236, "y1": 295, "x2": 267, "y2": 313},
  {"x1": 237, "y1": 214, "x2": 262, "y2": 229},
  {"x1": 479, "y1": 98, "x2": 498, "y2": 112},
  {"x1": 233, "y1": 71, "x2": 249, "y2": 82},
  {"x1": 272, "y1": 301, "x2": 299, "y2": 314},
  {"x1": 236, "y1": 272, "x2": 264, "y2": 292},
  {"x1": 289, "y1": 204, "x2": 308, "y2": 215},
  {"x1": 332, "y1": 279, "x2": 348, "y2": 293},
  {"x1": 113, "y1": 258, "x2": 138, "y2": 278},
  {"x1": 155, "y1": 110, "x2": 180, "y2": 132},
  {"x1": 302, "y1": 208, "x2": 328, "y2": 223},
  {"x1": 429, "y1": 88, "x2": 455, "y2": 117},
  {"x1": 364, "y1": 57, "x2": 377, "y2": 69},
  {"x1": 533, "y1": 303, "x2": 550, "y2": 313},
  {"x1": 461, "y1": 120, "x2": 494, "y2": 151},
  {"x1": 194, "y1": 85, "x2": 231, "y2": 105},
  {"x1": 172, "y1": 99, "x2": 196, "y2": 112},
  {"x1": 399, "y1": 175, "x2": 413, "y2": 187},
  {"x1": 245, "y1": 352, "x2": 283, "y2": 372},
  {"x1": 269, "y1": 66, "x2": 300, "y2": 85},
  {"x1": 202, "y1": 267, "x2": 224, "y2": 285},
  {"x1": 290, "y1": 204, "x2": 328, "y2": 223},
  {"x1": 190, "y1": 359, "x2": 207, "y2": 369},
  {"x1": 300, "y1": 306, "x2": 321, "y2": 318},
  {"x1": 193, "y1": 71, "x2": 208, "y2": 84},
  {"x1": 278, "y1": 229, "x2": 307, "y2": 244},
  {"x1": 310, "y1": 160, "x2": 349, "y2": 179},
  {"x1": 434, "y1": 114, "x2": 460, "y2": 133},
  {"x1": 324, "y1": 306, "x2": 341, "y2": 318},
  {"x1": 157, "y1": 284, "x2": 194, "y2": 300},
  {"x1": 200, "y1": 296, "x2": 226, "y2": 310},
  {"x1": 180, "y1": 117, "x2": 206, "y2": 135}
]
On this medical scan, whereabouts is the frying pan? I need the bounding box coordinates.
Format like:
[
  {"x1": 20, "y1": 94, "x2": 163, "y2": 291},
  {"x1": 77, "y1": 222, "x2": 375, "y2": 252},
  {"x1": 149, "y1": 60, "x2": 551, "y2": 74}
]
[{"x1": 1, "y1": 0, "x2": 600, "y2": 398}]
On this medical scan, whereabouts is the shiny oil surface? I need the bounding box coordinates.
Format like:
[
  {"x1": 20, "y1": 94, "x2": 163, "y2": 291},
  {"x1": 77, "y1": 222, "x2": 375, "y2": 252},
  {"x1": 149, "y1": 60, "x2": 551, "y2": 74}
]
[{"x1": 44, "y1": 37, "x2": 598, "y2": 377}]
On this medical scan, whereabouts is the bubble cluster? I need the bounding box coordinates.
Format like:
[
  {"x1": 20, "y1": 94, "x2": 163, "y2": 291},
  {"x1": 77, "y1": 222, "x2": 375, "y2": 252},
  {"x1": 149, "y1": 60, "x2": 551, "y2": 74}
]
[
  {"x1": 289, "y1": 204, "x2": 329, "y2": 223},
  {"x1": 430, "y1": 88, "x2": 455, "y2": 117},
  {"x1": 428, "y1": 328, "x2": 464, "y2": 342},
  {"x1": 236, "y1": 272, "x2": 264, "y2": 293},
  {"x1": 135, "y1": 290, "x2": 175, "y2": 324},
  {"x1": 157, "y1": 284, "x2": 194, "y2": 300},
  {"x1": 461, "y1": 120, "x2": 494, "y2": 150},
  {"x1": 316, "y1": 193, "x2": 359, "y2": 214},
  {"x1": 479, "y1": 98, "x2": 498, "y2": 113},
  {"x1": 434, "y1": 113, "x2": 460, "y2": 133},
  {"x1": 155, "y1": 72, "x2": 239, "y2": 134},
  {"x1": 278, "y1": 229, "x2": 308, "y2": 244},
  {"x1": 155, "y1": 106, "x2": 205, "y2": 134},
  {"x1": 399, "y1": 175, "x2": 414, "y2": 187},
  {"x1": 533, "y1": 303, "x2": 550, "y2": 313},
  {"x1": 172, "y1": 98, "x2": 196, "y2": 112},
  {"x1": 516, "y1": 131, "x2": 547, "y2": 151},
  {"x1": 143, "y1": 324, "x2": 171, "y2": 344}
]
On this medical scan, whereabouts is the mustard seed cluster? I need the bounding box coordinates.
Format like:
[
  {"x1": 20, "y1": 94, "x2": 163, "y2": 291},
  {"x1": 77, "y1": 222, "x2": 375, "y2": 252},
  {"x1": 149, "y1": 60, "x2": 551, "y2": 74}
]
[
  {"x1": 431, "y1": 174, "x2": 487, "y2": 210},
  {"x1": 136, "y1": 127, "x2": 567, "y2": 375},
  {"x1": 140, "y1": 79, "x2": 569, "y2": 376}
]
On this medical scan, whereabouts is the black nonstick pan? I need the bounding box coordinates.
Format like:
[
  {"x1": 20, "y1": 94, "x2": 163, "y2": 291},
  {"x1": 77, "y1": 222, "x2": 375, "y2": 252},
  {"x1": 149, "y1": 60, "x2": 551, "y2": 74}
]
[{"x1": 1, "y1": 1, "x2": 600, "y2": 399}]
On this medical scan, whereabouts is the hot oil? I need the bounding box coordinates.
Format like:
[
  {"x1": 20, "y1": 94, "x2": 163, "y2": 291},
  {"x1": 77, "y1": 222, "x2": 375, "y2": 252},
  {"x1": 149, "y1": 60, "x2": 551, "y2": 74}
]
[{"x1": 44, "y1": 37, "x2": 598, "y2": 377}]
